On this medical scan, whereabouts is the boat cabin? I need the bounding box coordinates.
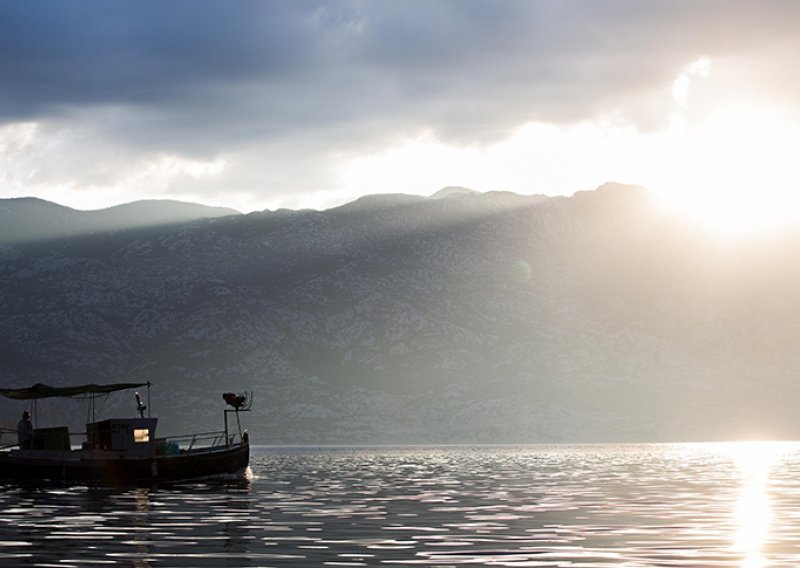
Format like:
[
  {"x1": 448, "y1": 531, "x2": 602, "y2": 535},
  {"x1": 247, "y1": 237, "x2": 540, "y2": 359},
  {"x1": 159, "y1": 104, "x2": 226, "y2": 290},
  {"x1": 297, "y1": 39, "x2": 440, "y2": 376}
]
[{"x1": 86, "y1": 418, "x2": 158, "y2": 455}]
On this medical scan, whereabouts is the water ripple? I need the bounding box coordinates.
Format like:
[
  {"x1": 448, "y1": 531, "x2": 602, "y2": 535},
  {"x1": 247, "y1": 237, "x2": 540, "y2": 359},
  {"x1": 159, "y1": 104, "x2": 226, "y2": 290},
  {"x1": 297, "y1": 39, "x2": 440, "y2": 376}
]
[{"x1": 1, "y1": 443, "x2": 800, "y2": 566}]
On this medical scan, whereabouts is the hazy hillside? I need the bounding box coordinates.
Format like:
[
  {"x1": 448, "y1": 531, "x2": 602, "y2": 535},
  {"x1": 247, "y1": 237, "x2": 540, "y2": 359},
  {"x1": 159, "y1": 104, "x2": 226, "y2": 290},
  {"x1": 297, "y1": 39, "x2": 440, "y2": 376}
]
[
  {"x1": 2, "y1": 184, "x2": 800, "y2": 444},
  {"x1": 0, "y1": 198, "x2": 239, "y2": 244}
]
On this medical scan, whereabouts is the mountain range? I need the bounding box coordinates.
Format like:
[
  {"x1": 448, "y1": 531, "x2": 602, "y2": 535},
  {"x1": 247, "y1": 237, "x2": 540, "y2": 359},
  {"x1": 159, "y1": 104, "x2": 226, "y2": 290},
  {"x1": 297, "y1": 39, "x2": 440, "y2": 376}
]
[
  {"x1": 2, "y1": 184, "x2": 800, "y2": 444},
  {"x1": 0, "y1": 197, "x2": 238, "y2": 244}
]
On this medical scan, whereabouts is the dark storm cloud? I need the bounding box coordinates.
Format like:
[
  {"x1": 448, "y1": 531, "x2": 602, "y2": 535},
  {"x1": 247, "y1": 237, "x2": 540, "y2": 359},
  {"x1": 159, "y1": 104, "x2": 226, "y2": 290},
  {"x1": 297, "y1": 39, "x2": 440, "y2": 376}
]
[
  {"x1": 0, "y1": 2, "x2": 315, "y2": 111},
  {"x1": 3, "y1": 2, "x2": 797, "y2": 132},
  {"x1": 2, "y1": 0, "x2": 800, "y2": 203}
]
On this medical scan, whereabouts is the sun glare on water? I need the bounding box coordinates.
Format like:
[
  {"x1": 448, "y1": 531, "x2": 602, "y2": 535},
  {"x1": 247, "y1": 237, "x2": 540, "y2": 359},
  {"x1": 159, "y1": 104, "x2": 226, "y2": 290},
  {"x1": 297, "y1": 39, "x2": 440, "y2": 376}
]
[{"x1": 716, "y1": 441, "x2": 789, "y2": 568}]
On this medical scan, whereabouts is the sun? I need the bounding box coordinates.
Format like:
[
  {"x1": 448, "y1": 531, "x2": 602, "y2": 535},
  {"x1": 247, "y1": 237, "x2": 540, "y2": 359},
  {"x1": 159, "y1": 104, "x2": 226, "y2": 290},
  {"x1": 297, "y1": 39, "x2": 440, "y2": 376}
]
[{"x1": 653, "y1": 103, "x2": 800, "y2": 237}]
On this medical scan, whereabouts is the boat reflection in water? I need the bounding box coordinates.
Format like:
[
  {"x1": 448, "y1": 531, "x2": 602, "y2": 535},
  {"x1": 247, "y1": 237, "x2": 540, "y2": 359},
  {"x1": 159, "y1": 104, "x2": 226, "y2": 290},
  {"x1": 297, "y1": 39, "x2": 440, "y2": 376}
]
[{"x1": 0, "y1": 382, "x2": 251, "y2": 485}]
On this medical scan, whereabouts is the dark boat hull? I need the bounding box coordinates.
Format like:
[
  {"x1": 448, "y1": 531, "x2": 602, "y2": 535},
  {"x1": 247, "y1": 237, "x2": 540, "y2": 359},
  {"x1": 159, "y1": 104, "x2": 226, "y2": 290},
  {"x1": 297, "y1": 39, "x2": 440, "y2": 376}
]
[{"x1": 0, "y1": 442, "x2": 249, "y2": 485}]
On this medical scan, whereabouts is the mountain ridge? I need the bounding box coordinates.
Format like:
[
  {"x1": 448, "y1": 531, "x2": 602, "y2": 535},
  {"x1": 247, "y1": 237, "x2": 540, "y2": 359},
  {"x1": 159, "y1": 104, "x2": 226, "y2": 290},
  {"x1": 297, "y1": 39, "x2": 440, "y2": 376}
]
[
  {"x1": 0, "y1": 197, "x2": 241, "y2": 245},
  {"x1": 1, "y1": 183, "x2": 798, "y2": 444}
]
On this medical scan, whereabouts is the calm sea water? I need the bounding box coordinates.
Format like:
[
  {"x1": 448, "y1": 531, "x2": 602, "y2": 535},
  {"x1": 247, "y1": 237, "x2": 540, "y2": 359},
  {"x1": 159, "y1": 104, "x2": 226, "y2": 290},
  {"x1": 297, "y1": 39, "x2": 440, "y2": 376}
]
[{"x1": 1, "y1": 443, "x2": 800, "y2": 567}]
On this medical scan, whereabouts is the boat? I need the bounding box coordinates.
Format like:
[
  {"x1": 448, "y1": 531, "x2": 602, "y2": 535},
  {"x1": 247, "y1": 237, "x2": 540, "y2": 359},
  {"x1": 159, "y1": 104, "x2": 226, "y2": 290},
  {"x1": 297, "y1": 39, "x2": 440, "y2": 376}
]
[{"x1": 0, "y1": 382, "x2": 251, "y2": 484}]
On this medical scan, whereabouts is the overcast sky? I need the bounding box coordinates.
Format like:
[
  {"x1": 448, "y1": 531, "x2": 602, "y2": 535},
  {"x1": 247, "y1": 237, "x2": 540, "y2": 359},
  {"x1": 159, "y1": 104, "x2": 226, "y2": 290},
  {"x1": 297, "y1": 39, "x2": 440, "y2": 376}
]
[{"x1": 2, "y1": 1, "x2": 800, "y2": 226}]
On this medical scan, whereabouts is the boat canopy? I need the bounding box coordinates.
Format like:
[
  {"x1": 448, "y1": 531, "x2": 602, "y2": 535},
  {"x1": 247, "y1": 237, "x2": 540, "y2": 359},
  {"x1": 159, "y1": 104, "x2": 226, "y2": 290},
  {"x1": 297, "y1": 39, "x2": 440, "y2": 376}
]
[{"x1": 0, "y1": 382, "x2": 149, "y2": 400}]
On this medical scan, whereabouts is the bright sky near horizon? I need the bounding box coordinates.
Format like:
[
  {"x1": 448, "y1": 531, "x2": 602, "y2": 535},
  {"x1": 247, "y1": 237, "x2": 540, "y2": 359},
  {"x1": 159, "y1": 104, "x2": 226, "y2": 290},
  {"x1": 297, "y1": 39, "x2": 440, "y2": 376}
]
[{"x1": 1, "y1": 1, "x2": 800, "y2": 235}]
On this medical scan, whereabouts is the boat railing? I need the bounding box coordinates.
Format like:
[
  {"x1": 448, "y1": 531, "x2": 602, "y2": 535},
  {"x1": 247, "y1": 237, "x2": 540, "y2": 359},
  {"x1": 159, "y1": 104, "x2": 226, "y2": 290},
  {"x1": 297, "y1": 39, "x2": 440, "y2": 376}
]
[
  {"x1": 159, "y1": 430, "x2": 246, "y2": 453},
  {"x1": 1, "y1": 429, "x2": 247, "y2": 453}
]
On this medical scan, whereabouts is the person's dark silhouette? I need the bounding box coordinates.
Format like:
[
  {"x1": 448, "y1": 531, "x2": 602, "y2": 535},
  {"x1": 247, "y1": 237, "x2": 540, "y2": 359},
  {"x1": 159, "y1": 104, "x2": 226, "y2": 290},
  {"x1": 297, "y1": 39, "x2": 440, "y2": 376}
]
[{"x1": 17, "y1": 411, "x2": 32, "y2": 450}]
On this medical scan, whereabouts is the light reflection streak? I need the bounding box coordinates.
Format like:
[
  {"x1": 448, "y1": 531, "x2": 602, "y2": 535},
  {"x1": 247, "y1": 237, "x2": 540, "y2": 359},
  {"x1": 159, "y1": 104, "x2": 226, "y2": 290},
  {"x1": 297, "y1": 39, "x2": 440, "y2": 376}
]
[{"x1": 721, "y1": 442, "x2": 786, "y2": 568}]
